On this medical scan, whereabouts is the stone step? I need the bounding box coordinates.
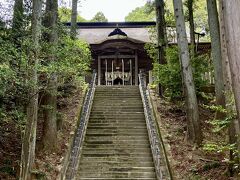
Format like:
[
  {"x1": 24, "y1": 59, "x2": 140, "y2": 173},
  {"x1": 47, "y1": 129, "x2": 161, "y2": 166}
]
[
  {"x1": 86, "y1": 130, "x2": 148, "y2": 135},
  {"x1": 77, "y1": 172, "x2": 156, "y2": 179},
  {"x1": 91, "y1": 105, "x2": 143, "y2": 109},
  {"x1": 94, "y1": 96, "x2": 141, "y2": 98},
  {"x1": 90, "y1": 114, "x2": 145, "y2": 118},
  {"x1": 88, "y1": 121, "x2": 146, "y2": 125},
  {"x1": 95, "y1": 91, "x2": 140, "y2": 94},
  {"x1": 79, "y1": 161, "x2": 154, "y2": 167},
  {"x1": 88, "y1": 120, "x2": 145, "y2": 124},
  {"x1": 94, "y1": 98, "x2": 141, "y2": 100},
  {"x1": 76, "y1": 86, "x2": 157, "y2": 179},
  {"x1": 78, "y1": 178, "x2": 156, "y2": 180},
  {"x1": 93, "y1": 102, "x2": 143, "y2": 107},
  {"x1": 88, "y1": 126, "x2": 146, "y2": 132},
  {"x1": 84, "y1": 137, "x2": 149, "y2": 143},
  {"x1": 87, "y1": 126, "x2": 146, "y2": 129},
  {"x1": 91, "y1": 107, "x2": 143, "y2": 110},
  {"x1": 96, "y1": 87, "x2": 139, "y2": 90},
  {"x1": 88, "y1": 122, "x2": 146, "y2": 126},
  {"x1": 95, "y1": 92, "x2": 140, "y2": 94},
  {"x1": 90, "y1": 111, "x2": 144, "y2": 114},
  {"x1": 87, "y1": 124, "x2": 147, "y2": 128},
  {"x1": 81, "y1": 148, "x2": 152, "y2": 154},
  {"x1": 82, "y1": 152, "x2": 153, "y2": 157},
  {"x1": 83, "y1": 144, "x2": 151, "y2": 149},
  {"x1": 95, "y1": 95, "x2": 140, "y2": 97},
  {"x1": 78, "y1": 166, "x2": 155, "y2": 173},
  {"x1": 88, "y1": 120, "x2": 146, "y2": 123},
  {"x1": 88, "y1": 118, "x2": 146, "y2": 122},
  {"x1": 84, "y1": 139, "x2": 150, "y2": 145},
  {"x1": 93, "y1": 100, "x2": 142, "y2": 102},
  {"x1": 80, "y1": 156, "x2": 154, "y2": 162}
]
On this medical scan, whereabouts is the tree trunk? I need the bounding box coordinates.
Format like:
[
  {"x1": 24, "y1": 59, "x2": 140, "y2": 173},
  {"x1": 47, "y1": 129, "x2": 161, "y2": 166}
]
[
  {"x1": 172, "y1": 0, "x2": 202, "y2": 145},
  {"x1": 155, "y1": 0, "x2": 167, "y2": 96},
  {"x1": 19, "y1": 0, "x2": 42, "y2": 179},
  {"x1": 206, "y1": 0, "x2": 226, "y2": 118},
  {"x1": 70, "y1": 0, "x2": 78, "y2": 39},
  {"x1": 41, "y1": 0, "x2": 58, "y2": 151},
  {"x1": 218, "y1": 0, "x2": 238, "y2": 175},
  {"x1": 222, "y1": 0, "x2": 240, "y2": 167},
  {"x1": 187, "y1": 0, "x2": 196, "y2": 56}
]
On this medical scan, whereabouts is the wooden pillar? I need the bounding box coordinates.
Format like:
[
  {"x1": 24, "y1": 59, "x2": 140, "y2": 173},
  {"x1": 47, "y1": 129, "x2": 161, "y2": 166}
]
[
  {"x1": 105, "y1": 59, "x2": 107, "y2": 85},
  {"x1": 122, "y1": 59, "x2": 124, "y2": 85},
  {"x1": 130, "y1": 59, "x2": 132, "y2": 85},
  {"x1": 98, "y1": 56, "x2": 101, "y2": 85},
  {"x1": 149, "y1": 70, "x2": 153, "y2": 84},
  {"x1": 112, "y1": 59, "x2": 114, "y2": 85},
  {"x1": 135, "y1": 51, "x2": 138, "y2": 85}
]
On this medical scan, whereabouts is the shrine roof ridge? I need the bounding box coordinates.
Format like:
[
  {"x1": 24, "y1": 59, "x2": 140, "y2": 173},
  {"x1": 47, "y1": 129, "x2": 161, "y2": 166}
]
[{"x1": 64, "y1": 21, "x2": 156, "y2": 29}]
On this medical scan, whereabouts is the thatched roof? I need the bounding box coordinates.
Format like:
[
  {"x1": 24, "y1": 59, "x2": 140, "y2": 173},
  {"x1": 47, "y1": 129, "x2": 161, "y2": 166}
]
[{"x1": 69, "y1": 22, "x2": 155, "y2": 44}]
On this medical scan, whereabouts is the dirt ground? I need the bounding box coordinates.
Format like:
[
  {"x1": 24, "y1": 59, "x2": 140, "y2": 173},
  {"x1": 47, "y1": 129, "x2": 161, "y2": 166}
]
[
  {"x1": 0, "y1": 88, "x2": 84, "y2": 179},
  {"x1": 0, "y1": 119, "x2": 21, "y2": 179},
  {"x1": 151, "y1": 91, "x2": 238, "y2": 180}
]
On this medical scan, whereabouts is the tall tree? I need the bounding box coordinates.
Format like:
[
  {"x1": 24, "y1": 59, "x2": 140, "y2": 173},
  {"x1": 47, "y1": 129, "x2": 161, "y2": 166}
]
[
  {"x1": 70, "y1": 0, "x2": 78, "y2": 39},
  {"x1": 12, "y1": 0, "x2": 24, "y2": 68},
  {"x1": 172, "y1": 0, "x2": 202, "y2": 145},
  {"x1": 206, "y1": 0, "x2": 226, "y2": 118},
  {"x1": 19, "y1": 0, "x2": 42, "y2": 179},
  {"x1": 12, "y1": 0, "x2": 23, "y2": 32},
  {"x1": 41, "y1": 0, "x2": 58, "y2": 151},
  {"x1": 155, "y1": 0, "x2": 167, "y2": 96},
  {"x1": 222, "y1": 0, "x2": 240, "y2": 159},
  {"x1": 218, "y1": 0, "x2": 238, "y2": 174}
]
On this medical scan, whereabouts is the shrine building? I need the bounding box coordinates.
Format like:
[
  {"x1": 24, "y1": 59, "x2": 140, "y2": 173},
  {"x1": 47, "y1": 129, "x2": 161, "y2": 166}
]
[{"x1": 65, "y1": 22, "x2": 155, "y2": 85}]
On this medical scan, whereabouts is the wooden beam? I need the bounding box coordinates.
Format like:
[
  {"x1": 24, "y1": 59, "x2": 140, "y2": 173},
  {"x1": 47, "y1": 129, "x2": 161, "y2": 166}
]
[
  {"x1": 98, "y1": 56, "x2": 101, "y2": 85},
  {"x1": 135, "y1": 52, "x2": 138, "y2": 85},
  {"x1": 99, "y1": 55, "x2": 136, "y2": 59}
]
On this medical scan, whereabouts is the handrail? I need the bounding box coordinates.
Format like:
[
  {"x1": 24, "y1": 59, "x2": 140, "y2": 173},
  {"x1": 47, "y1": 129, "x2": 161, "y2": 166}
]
[
  {"x1": 138, "y1": 73, "x2": 172, "y2": 180},
  {"x1": 65, "y1": 71, "x2": 97, "y2": 180}
]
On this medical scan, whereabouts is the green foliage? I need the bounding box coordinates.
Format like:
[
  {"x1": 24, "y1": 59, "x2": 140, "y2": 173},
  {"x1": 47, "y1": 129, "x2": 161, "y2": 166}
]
[
  {"x1": 145, "y1": 43, "x2": 210, "y2": 99},
  {"x1": 58, "y1": 7, "x2": 86, "y2": 22},
  {"x1": 155, "y1": 47, "x2": 182, "y2": 99},
  {"x1": 125, "y1": 3, "x2": 155, "y2": 22},
  {"x1": 0, "y1": 9, "x2": 91, "y2": 126},
  {"x1": 203, "y1": 143, "x2": 236, "y2": 154},
  {"x1": 91, "y1": 12, "x2": 108, "y2": 22},
  {"x1": 193, "y1": 0, "x2": 208, "y2": 31},
  {"x1": 202, "y1": 102, "x2": 239, "y2": 170},
  {"x1": 0, "y1": 28, "x2": 29, "y2": 124},
  {"x1": 40, "y1": 35, "x2": 91, "y2": 78},
  {"x1": 203, "y1": 104, "x2": 236, "y2": 132}
]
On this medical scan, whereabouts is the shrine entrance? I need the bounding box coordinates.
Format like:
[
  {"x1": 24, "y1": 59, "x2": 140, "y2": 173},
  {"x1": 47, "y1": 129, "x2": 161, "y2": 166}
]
[
  {"x1": 99, "y1": 57, "x2": 137, "y2": 86},
  {"x1": 104, "y1": 58, "x2": 132, "y2": 85}
]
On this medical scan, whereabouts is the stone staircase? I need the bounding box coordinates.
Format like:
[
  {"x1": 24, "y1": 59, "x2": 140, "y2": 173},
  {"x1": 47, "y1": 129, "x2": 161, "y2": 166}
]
[{"x1": 76, "y1": 86, "x2": 157, "y2": 179}]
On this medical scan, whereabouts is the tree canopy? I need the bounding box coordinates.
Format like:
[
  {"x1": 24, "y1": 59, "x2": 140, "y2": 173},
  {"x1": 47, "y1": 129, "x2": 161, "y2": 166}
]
[
  {"x1": 59, "y1": 7, "x2": 86, "y2": 22},
  {"x1": 125, "y1": 3, "x2": 155, "y2": 22},
  {"x1": 91, "y1": 12, "x2": 108, "y2": 22}
]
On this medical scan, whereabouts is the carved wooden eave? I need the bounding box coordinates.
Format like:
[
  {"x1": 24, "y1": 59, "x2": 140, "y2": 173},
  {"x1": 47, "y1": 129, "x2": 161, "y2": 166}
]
[{"x1": 91, "y1": 35, "x2": 147, "y2": 57}]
